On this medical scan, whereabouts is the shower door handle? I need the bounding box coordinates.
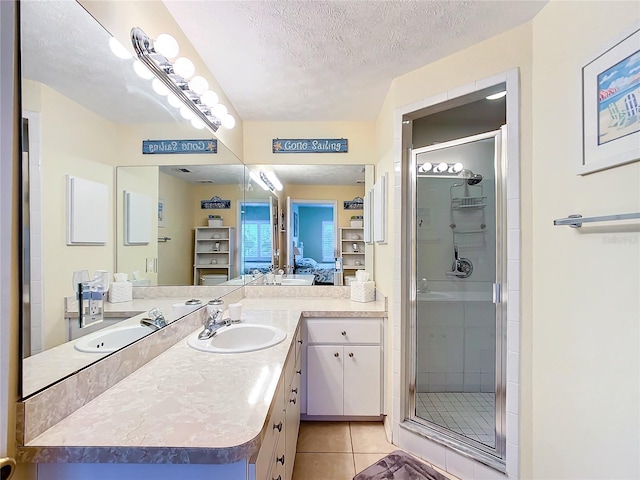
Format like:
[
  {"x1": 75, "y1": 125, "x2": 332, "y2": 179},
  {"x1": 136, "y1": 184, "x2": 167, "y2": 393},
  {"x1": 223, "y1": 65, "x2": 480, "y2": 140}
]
[{"x1": 492, "y1": 283, "x2": 502, "y2": 304}]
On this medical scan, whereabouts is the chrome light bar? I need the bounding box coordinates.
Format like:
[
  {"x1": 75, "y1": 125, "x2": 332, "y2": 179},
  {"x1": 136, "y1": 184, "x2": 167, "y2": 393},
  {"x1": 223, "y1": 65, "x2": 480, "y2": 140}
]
[{"x1": 130, "y1": 27, "x2": 221, "y2": 133}]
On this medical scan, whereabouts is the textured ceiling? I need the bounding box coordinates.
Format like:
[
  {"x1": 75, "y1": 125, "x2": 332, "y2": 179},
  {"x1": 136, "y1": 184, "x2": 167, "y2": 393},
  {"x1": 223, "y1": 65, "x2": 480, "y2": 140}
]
[
  {"x1": 159, "y1": 164, "x2": 365, "y2": 186},
  {"x1": 22, "y1": 1, "x2": 546, "y2": 126},
  {"x1": 21, "y1": 1, "x2": 177, "y2": 125},
  {"x1": 163, "y1": 0, "x2": 547, "y2": 121}
]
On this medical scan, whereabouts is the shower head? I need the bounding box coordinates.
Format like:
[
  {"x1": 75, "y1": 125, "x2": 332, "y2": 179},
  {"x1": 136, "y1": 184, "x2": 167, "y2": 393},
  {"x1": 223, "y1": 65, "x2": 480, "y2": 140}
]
[{"x1": 459, "y1": 169, "x2": 483, "y2": 185}]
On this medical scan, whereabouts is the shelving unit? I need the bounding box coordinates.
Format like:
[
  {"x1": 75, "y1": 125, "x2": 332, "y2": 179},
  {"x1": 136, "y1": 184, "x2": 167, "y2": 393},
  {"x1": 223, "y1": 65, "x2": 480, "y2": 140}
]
[
  {"x1": 193, "y1": 226, "x2": 235, "y2": 285},
  {"x1": 449, "y1": 184, "x2": 487, "y2": 248},
  {"x1": 339, "y1": 227, "x2": 365, "y2": 274}
]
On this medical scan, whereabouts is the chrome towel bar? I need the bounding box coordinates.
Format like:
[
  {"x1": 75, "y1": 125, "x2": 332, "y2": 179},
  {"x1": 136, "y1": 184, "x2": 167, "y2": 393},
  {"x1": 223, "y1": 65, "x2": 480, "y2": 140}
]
[
  {"x1": 553, "y1": 212, "x2": 640, "y2": 228},
  {"x1": 158, "y1": 236, "x2": 172, "y2": 242}
]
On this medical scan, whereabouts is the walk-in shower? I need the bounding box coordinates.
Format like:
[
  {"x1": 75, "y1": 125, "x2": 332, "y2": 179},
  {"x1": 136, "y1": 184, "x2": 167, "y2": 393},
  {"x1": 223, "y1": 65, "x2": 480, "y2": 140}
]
[{"x1": 407, "y1": 127, "x2": 507, "y2": 466}]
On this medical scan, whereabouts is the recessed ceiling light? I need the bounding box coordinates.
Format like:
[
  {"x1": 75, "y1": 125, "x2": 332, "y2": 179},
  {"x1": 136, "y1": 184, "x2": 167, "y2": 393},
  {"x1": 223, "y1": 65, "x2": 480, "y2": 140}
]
[{"x1": 486, "y1": 91, "x2": 507, "y2": 100}]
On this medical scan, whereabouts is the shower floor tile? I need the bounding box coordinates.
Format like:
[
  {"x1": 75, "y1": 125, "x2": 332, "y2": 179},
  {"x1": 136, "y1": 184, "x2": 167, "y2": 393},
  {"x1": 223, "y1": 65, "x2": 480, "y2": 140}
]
[{"x1": 416, "y1": 392, "x2": 496, "y2": 448}]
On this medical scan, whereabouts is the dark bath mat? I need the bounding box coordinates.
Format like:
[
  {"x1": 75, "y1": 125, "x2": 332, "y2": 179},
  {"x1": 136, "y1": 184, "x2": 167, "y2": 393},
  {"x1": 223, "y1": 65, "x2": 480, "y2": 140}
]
[{"x1": 353, "y1": 450, "x2": 449, "y2": 480}]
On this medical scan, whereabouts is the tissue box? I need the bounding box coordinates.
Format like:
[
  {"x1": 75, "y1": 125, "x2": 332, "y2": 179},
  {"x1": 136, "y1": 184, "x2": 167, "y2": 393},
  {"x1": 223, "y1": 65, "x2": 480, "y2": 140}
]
[
  {"x1": 108, "y1": 281, "x2": 132, "y2": 303},
  {"x1": 350, "y1": 280, "x2": 375, "y2": 303}
]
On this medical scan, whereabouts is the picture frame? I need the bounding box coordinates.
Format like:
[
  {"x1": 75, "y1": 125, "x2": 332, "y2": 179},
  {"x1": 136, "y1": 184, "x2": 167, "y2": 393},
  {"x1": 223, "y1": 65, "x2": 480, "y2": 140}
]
[
  {"x1": 158, "y1": 198, "x2": 165, "y2": 228},
  {"x1": 580, "y1": 23, "x2": 640, "y2": 175}
]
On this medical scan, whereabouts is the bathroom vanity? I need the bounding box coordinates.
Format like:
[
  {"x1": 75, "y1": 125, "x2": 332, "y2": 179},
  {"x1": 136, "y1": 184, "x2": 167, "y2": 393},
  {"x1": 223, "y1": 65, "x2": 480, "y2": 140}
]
[{"x1": 16, "y1": 290, "x2": 386, "y2": 480}]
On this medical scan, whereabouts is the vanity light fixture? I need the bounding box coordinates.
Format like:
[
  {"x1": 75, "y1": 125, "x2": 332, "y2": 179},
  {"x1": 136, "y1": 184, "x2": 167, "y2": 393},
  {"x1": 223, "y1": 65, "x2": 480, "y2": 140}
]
[
  {"x1": 130, "y1": 27, "x2": 235, "y2": 132},
  {"x1": 417, "y1": 162, "x2": 466, "y2": 176},
  {"x1": 249, "y1": 171, "x2": 270, "y2": 191},
  {"x1": 249, "y1": 169, "x2": 283, "y2": 193},
  {"x1": 263, "y1": 171, "x2": 283, "y2": 191}
]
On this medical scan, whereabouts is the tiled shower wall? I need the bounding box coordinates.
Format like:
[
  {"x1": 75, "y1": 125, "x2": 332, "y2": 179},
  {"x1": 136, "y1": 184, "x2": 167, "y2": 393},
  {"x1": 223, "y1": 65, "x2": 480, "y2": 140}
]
[{"x1": 417, "y1": 300, "x2": 495, "y2": 392}]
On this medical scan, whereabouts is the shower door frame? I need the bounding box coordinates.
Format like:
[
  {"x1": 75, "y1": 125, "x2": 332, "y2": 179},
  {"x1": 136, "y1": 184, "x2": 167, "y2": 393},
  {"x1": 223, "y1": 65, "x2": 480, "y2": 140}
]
[{"x1": 405, "y1": 128, "x2": 508, "y2": 468}]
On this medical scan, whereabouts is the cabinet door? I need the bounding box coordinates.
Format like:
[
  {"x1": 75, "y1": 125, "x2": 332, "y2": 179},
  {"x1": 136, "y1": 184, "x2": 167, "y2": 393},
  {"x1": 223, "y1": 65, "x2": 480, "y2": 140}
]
[
  {"x1": 343, "y1": 345, "x2": 381, "y2": 416},
  {"x1": 307, "y1": 345, "x2": 343, "y2": 416}
]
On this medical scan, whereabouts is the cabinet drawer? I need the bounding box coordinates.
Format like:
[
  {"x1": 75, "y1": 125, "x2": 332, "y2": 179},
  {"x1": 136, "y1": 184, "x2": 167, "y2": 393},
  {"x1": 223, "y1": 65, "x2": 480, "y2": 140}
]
[
  {"x1": 256, "y1": 376, "x2": 285, "y2": 479},
  {"x1": 285, "y1": 326, "x2": 302, "y2": 388},
  {"x1": 307, "y1": 319, "x2": 381, "y2": 344}
]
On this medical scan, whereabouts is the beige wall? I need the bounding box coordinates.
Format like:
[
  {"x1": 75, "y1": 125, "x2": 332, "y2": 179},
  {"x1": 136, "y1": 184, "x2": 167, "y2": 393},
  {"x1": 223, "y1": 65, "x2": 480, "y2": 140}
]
[
  {"x1": 116, "y1": 166, "x2": 159, "y2": 285},
  {"x1": 24, "y1": 81, "x2": 119, "y2": 349},
  {"x1": 158, "y1": 172, "x2": 193, "y2": 285},
  {"x1": 191, "y1": 184, "x2": 243, "y2": 229},
  {"x1": 374, "y1": 23, "x2": 534, "y2": 472},
  {"x1": 530, "y1": 2, "x2": 639, "y2": 478},
  {"x1": 243, "y1": 121, "x2": 375, "y2": 166}
]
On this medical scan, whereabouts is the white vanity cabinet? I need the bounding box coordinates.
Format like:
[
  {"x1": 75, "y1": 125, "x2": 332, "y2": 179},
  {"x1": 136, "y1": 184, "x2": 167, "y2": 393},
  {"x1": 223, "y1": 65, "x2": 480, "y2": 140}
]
[{"x1": 305, "y1": 318, "x2": 382, "y2": 417}]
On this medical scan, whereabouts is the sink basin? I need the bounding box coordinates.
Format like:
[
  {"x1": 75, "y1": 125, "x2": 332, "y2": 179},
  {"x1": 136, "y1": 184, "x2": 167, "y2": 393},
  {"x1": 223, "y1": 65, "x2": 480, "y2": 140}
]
[
  {"x1": 187, "y1": 324, "x2": 287, "y2": 353},
  {"x1": 280, "y1": 278, "x2": 312, "y2": 286},
  {"x1": 74, "y1": 324, "x2": 153, "y2": 353},
  {"x1": 418, "y1": 291, "x2": 453, "y2": 301}
]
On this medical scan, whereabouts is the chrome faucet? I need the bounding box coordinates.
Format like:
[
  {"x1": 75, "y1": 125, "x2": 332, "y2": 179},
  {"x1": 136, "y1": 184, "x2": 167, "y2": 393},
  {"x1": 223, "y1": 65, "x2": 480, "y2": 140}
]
[
  {"x1": 140, "y1": 308, "x2": 166, "y2": 330},
  {"x1": 198, "y1": 308, "x2": 228, "y2": 340}
]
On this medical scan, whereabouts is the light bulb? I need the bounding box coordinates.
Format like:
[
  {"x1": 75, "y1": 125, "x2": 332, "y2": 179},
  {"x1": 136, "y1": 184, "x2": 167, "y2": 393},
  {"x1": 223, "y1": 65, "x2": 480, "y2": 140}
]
[
  {"x1": 211, "y1": 103, "x2": 228, "y2": 119},
  {"x1": 437, "y1": 162, "x2": 448, "y2": 172},
  {"x1": 188, "y1": 76, "x2": 209, "y2": 95},
  {"x1": 180, "y1": 105, "x2": 194, "y2": 120},
  {"x1": 486, "y1": 91, "x2": 507, "y2": 100},
  {"x1": 109, "y1": 37, "x2": 132, "y2": 59},
  {"x1": 453, "y1": 162, "x2": 463, "y2": 173},
  {"x1": 191, "y1": 117, "x2": 205, "y2": 129},
  {"x1": 173, "y1": 57, "x2": 195, "y2": 79},
  {"x1": 133, "y1": 60, "x2": 154, "y2": 80},
  {"x1": 167, "y1": 93, "x2": 181, "y2": 108},
  {"x1": 154, "y1": 33, "x2": 179, "y2": 59},
  {"x1": 221, "y1": 113, "x2": 236, "y2": 129},
  {"x1": 152, "y1": 78, "x2": 169, "y2": 96},
  {"x1": 421, "y1": 162, "x2": 433, "y2": 172},
  {"x1": 201, "y1": 90, "x2": 218, "y2": 107},
  {"x1": 249, "y1": 171, "x2": 269, "y2": 191},
  {"x1": 264, "y1": 171, "x2": 282, "y2": 191}
]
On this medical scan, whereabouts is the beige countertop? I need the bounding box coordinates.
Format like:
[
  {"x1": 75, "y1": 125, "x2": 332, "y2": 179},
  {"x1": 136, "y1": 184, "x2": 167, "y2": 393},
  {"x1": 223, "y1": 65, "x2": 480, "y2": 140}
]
[
  {"x1": 20, "y1": 296, "x2": 387, "y2": 464},
  {"x1": 24, "y1": 297, "x2": 210, "y2": 398}
]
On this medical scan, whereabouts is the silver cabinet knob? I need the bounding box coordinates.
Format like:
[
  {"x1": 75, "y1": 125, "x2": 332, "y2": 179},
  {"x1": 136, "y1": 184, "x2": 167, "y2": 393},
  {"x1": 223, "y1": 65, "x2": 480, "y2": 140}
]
[
  {"x1": 341, "y1": 331, "x2": 347, "y2": 336},
  {"x1": 292, "y1": 388, "x2": 298, "y2": 394},
  {"x1": 334, "y1": 352, "x2": 339, "y2": 357},
  {"x1": 273, "y1": 421, "x2": 282, "y2": 432},
  {"x1": 297, "y1": 339, "x2": 303, "y2": 344},
  {"x1": 349, "y1": 352, "x2": 354, "y2": 357},
  {"x1": 296, "y1": 369, "x2": 302, "y2": 375},
  {"x1": 276, "y1": 455, "x2": 285, "y2": 465},
  {"x1": 290, "y1": 398, "x2": 296, "y2": 404}
]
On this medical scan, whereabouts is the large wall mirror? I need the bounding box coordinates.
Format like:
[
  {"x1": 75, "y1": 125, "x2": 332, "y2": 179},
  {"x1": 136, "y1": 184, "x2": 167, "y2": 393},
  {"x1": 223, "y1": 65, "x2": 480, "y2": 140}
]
[
  {"x1": 19, "y1": 0, "x2": 244, "y2": 398},
  {"x1": 116, "y1": 164, "x2": 246, "y2": 287},
  {"x1": 242, "y1": 165, "x2": 374, "y2": 285}
]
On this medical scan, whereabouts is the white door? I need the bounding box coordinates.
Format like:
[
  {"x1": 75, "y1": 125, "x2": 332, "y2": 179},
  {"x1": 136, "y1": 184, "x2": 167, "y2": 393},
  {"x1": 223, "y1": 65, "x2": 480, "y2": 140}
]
[
  {"x1": 344, "y1": 345, "x2": 381, "y2": 416},
  {"x1": 307, "y1": 346, "x2": 343, "y2": 416}
]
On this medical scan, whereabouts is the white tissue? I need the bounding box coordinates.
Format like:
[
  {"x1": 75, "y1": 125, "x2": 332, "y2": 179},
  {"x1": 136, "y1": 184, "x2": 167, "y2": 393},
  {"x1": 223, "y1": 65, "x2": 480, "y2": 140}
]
[
  {"x1": 113, "y1": 272, "x2": 128, "y2": 282},
  {"x1": 355, "y1": 270, "x2": 370, "y2": 283},
  {"x1": 132, "y1": 270, "x2": 140, "y2": 280}
]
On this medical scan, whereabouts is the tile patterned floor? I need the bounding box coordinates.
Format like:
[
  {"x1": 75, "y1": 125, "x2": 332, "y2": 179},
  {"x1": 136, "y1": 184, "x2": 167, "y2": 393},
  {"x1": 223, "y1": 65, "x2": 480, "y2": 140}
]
[
  {"x1": 292, "y1": 421, "x2": 458, "y2": 480},
  {"x1": 416, "y1": 392, "x2": 496, "y2": 447}
]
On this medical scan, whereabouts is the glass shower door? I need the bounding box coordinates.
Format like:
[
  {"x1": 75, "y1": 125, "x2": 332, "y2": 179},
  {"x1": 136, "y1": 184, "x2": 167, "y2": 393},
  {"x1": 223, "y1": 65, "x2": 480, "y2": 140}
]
[{"x1": 410, "y1": 129, "x2": 505, "y2": 458}]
